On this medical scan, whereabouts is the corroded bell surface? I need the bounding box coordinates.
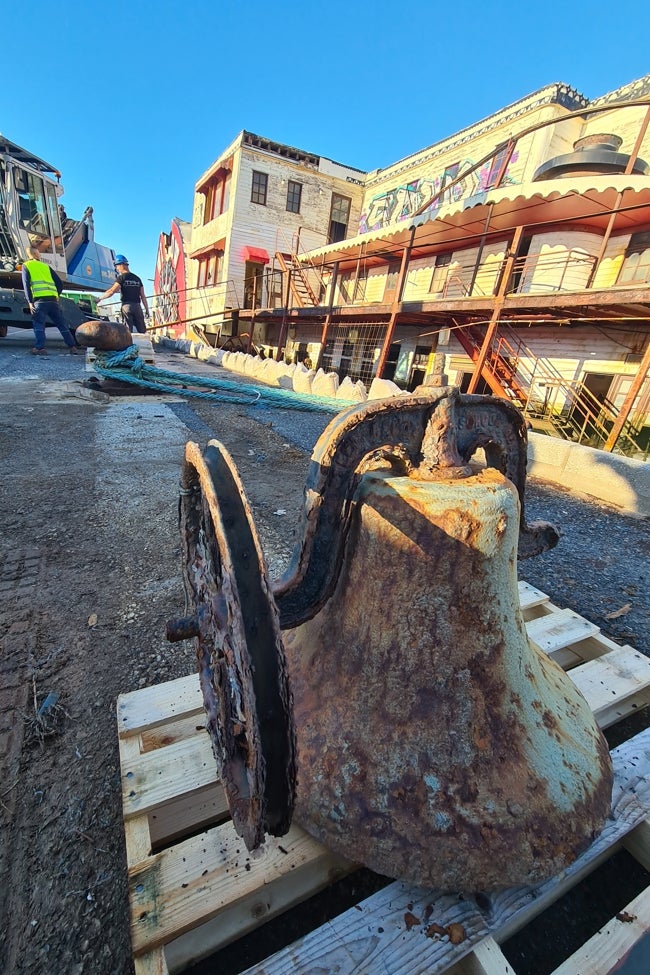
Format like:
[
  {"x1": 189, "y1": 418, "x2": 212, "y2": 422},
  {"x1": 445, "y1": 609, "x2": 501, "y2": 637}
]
[
  {"x1": 75, "y1": 320, "x2": 132, "y2": 350},
  {"x1": 175, "y1": 389, "x2": 613, "y2": 891},
  {"x1": 283, "y1": 467, "x2": 613, "y2": 890}
]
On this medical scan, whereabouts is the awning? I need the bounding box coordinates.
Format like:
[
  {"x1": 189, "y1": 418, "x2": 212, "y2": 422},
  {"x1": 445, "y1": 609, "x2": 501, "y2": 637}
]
[
  {"x1": 242, "y1": 246, "x2": 270, "y2": 264},
  {"x1": 303, "y1": 174, "x2": 650, "y2": 266},
  {"x1": 190, "y1": 237, "x2": 225, "y2": 259}
]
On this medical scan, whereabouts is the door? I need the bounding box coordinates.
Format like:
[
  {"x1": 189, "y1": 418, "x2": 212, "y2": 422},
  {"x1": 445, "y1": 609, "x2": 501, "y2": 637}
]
[
  {"x1": 382, "y1": 342, "x2": 401, "y2": 382},
  {"x1": 570, "y1": 372, "x2": 615, "y2": 441},
  {"x1": 383, "y1": 260, "x2": 401, "y2": 304},
  {"x1": 408, "y1": 346, "x2": 432, "y2": 391},
  {"x1": 244, "y1": 261, "x2": 265, "y2": 309}
]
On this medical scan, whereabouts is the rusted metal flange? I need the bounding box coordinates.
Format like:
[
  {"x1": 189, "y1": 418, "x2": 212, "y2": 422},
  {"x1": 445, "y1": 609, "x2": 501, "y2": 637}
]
[{"x1": 169, "y1": 440, "x2": 296, "y2": 849}]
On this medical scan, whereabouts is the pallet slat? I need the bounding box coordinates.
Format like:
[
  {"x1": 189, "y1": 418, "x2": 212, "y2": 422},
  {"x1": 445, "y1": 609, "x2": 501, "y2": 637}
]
[
  {"x1": 130, "y1": 822, "x2": 350, "y2": 957},
  {"x1": 517, "y1": 581, "x2": 550, "y2": 611},
  {"x1": 526, "y1": 607, "x2": 601, "y2": 655},
  {"x1": 118, "y1": 673, "x2": 204, "y2": 737},
  {"x1": 570, "y1": 646, "x2": 650, "y2": 727},
  {"x1": 122, "y1": 734, "x2": 224, "y2": 819},
  {"x1": 551, "y1": 886, "x2": 650, "y2": 975}
]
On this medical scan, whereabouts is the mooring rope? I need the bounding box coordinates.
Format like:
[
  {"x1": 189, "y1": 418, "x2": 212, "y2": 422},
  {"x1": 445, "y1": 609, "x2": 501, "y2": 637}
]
[{"x1": 92, "y1": 346, "x2": 347, "y2": 413}]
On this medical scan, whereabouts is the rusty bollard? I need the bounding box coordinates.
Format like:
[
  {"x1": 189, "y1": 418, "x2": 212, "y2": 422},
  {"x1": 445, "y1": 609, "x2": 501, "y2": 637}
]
[
  {"x1": 170, "y1": 387, "x2": 613, "y2": 891},
  {"x1": 75, "y1": 319, "x2": 133, "y2": 350}
]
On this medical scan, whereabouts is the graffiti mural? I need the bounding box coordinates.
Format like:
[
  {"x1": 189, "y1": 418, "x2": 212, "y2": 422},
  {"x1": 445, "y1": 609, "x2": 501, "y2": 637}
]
[
  {"x1": 359, "y1": 148, "x2": 519, "y2": 233},
  {"x1": 153, "y1": 218, "x2": 190, "y2": 338}
]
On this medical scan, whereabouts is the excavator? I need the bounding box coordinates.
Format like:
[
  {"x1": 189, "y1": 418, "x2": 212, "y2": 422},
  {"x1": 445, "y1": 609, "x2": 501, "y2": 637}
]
[{"x1": 0, "y1": 134, "x2": 116, "y2": 337}]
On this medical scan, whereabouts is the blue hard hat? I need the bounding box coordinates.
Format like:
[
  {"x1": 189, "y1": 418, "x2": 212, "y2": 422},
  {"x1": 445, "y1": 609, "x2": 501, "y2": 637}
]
[{"x1": 114, "y1": 254, "x2": 129, "y2": 266}]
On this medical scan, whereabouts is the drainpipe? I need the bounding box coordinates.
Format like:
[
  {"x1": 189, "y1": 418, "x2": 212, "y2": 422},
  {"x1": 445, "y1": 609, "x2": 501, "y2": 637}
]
[
  {"x1": 247, "y1": 275, "x2": 258, "y2": 354},
  {"x1": 467, "y1": 226, "x2": 523, "y2": 394},
  {"x1": 376, "y1": 226, "x2": 415, "y2": 379}
]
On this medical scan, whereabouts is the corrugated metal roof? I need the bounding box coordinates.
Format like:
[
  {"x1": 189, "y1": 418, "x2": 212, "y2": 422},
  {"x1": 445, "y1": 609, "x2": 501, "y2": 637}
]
[{"x1": 304, "y1": 174, "x2": 650, "y2": 264}]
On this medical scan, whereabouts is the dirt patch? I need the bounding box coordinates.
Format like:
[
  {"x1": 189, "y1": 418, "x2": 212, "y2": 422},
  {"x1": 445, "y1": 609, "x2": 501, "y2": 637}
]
[
  {"x1": 0, "y1": 390, "x2": 311, "y2": 975},
  {"x1": 1, "y1": 379, "x2": 649, "y2": 975}
]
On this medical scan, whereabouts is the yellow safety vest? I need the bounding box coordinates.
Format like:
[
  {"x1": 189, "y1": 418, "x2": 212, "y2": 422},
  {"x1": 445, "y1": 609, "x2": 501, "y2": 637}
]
[{"x1": 25, "y1": 259, "x2": 59, "y2": 300}]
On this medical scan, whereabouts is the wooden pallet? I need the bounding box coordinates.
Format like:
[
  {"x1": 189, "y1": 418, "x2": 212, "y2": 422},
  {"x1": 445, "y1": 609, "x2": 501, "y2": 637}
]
[{"x1": 117, "y1": 581, "x2": 650, "y2": 975}]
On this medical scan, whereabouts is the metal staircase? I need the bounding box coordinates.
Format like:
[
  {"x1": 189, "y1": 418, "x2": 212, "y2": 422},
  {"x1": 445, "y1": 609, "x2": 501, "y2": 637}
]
[
  {"x1": 274, "y1": 251, "x2": 324, "y2": 308},
  {"x1": 457, "y1": 323, "x2": 645, "y2": 456}
]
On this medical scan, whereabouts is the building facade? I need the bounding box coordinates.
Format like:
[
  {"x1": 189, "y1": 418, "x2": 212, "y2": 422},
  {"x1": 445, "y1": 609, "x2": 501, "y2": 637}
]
[{"x1": 154, "y1": 76, "x2": 650, "y2": 455}]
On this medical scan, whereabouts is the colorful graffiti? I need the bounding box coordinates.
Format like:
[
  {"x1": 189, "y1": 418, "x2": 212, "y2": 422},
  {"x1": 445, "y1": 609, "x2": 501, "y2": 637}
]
[
  {"x1": 359, "y1": 149, "x2": 519, "y2": 233},
  {"x1": 153, "y1": 218, "x2": 189, "y2": 337}
]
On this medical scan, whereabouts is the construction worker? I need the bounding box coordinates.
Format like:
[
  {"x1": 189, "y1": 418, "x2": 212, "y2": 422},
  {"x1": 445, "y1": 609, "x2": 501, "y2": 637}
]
[
  {"x1": 21, "y1": 245, "x2": 83, "y2": 356},
  {"x1": 97, "y1": 255, "x2": 149, "y2": 333}
]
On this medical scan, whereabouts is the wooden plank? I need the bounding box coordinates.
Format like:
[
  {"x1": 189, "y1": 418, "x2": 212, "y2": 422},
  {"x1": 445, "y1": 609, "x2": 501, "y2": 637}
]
[
  {"x1": 232, "y1": 731, "x2": 650, "y2": 975},
  {"x1": 118, "y1": 673, "x2": 204, "y2": 738},
  {"x1": 148, "y1": 785, "x2": 228, "y2": 849},
  {"x1": 134, "y1": 953, "x2": 168, "y2": 975},
  {"x1": 121, "y1": 733, "x2": 225, "y2": 819},
  {"x1": 448, "y1": 938, "x2": 513, "y2": 975},
  {"x1": 239, "y1": 884, "x2": 489, "y2": 975},
  {"x1": 570, "y1": 646, "x2": 650, "y2": 728},
  {"x1": 122, "y1": 735, "x2": 156, "y2": 866},
  {"x1": 129, "y1": 820, "x2": 350, "y2": 957},
  {"x1": 526, "y1": 608, "x2": 601, "y2": 657},
  {"x1": 623, "y1": 818, "x2": 650, "y2": 872},
  {"x1": 140, "y1": 713, "x2": 208, "y2": 753},
  {"x1": 163, "y1": 846, "x2": 351, "y2": 973},
  {"x1": 551, "y1": 886, "x2": 650, "y2": 975},
  {"x1": 517, "y1": 581, "x2": 549, "y2": 611}
]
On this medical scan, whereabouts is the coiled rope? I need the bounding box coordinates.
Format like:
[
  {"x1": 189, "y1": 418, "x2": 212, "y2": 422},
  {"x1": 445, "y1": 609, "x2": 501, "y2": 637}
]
[{"x1": 92, "y1": 346, "x2": 347, "y2": 414}]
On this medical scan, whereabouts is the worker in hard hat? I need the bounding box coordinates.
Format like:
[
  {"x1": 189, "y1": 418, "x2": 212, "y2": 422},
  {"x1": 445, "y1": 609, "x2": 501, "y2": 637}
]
[
  {"x1": 96, "y1": 255, "x2": 150, "y2": 333},
  {"x1": 22, "y1": 245, "x2": 83, "y2": 355}
]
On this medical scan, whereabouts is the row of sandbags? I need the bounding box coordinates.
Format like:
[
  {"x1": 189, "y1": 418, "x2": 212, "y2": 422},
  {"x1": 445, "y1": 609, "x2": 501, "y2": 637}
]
[{"x1": 179, "y1": 341, "x2": 406, "y2": 403}]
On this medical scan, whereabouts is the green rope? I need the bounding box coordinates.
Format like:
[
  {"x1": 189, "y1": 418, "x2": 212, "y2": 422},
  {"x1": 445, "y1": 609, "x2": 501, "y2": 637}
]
[{"x1": 92, "y1": 346, "x2": 348, "y2": 413}]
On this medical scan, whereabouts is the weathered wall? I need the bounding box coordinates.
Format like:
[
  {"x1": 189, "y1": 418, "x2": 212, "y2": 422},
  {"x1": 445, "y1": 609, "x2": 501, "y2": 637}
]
[
  {"x1": 527, "y1": 433, "x2": 650, "y2": 516},
  {"x1": 441, "y1": 323, "x2": 649, "y2": 420}
]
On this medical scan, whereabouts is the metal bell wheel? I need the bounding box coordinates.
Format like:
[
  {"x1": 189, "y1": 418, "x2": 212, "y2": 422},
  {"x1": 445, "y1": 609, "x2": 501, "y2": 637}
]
[{"x1": 167, "y1": 441, "x2": 296, "y2": 850}]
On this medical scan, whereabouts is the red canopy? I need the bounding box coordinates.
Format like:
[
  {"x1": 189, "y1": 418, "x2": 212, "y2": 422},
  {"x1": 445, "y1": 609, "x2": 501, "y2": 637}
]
[{"x1": 242, "y1": 246, "x2": 270, "y2": 264}]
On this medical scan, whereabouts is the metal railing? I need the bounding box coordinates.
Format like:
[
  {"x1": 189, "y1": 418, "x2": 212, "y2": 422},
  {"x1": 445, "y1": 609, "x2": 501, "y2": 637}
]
[{"x1": 468, "y1": 323, "x2": 646, "y2": 455}]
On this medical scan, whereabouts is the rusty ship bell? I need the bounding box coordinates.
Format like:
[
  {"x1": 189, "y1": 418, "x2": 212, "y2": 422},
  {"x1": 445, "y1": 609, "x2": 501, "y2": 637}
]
[{"x1": 170, "y1": 386, "x2": 613, "y2": 891}]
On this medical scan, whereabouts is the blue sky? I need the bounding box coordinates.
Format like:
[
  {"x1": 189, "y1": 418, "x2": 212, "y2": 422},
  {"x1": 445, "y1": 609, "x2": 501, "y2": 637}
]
[{"x1": 3, "y1": 1, "x2": 649, "y2": 296}]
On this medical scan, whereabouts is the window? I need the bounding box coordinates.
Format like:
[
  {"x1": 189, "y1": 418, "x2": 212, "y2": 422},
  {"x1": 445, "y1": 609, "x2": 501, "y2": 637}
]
[
  {"x1": 429, "y1": 253, "x2": 452, "y2": 294},
  {"x1": 286, "y1": 180, "x2": 302, "y2": 213},
  {"x1": 483, "y1": 144, "x2": 512, "y2": 190},
  {"x1": 197, "y1": 249, "x2": 223, "y2": 288},
  {"x1": 15, "y1": 167, "x2": 50, "y2": 240},
  {"x1": 617, "y1": 232, "x2": 650, "y2": 286},
  {"x1": 203, "y1": 171, "x2": 231, "y2": 224},
  {"x1": 251, "y1": 171, "x2": 268, "y2": 205},
  {"x1": 46, "y1": 183, "x2": 64, "y2": 257},
  {"x1": 328, "y1": 194, "x2": 351, "y2": 243}
]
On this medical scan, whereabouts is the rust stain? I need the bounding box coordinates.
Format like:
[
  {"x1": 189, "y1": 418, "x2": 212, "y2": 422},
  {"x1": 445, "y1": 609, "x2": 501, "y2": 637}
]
[{"x1": 404, "y1": 911, "x2": 420, "y2": 930}]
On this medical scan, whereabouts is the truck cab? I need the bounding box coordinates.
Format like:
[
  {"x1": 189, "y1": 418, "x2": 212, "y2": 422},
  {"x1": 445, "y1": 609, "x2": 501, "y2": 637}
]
[{"x1": 0, "y1": 135, "x2": 115, "y2": 335}]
